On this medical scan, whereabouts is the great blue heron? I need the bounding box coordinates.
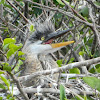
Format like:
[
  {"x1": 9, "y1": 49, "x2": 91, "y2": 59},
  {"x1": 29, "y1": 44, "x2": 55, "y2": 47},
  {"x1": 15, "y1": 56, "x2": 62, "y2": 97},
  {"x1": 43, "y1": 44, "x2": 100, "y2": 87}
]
[{"x1": 20, "y1": 21, "x2": 74, "y2": 87}]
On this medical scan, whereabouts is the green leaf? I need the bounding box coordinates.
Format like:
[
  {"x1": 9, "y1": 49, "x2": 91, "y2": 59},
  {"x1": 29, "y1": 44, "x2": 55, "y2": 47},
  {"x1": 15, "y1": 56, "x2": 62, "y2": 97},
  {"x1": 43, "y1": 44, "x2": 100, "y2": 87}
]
[
  {"x1": 7, "y1": 94, "x2": 11, "y2": 99},
  {"x1": 0, "y1": 84, "x2": 6, "y2": 89},
  {"x1": 3, "y1": 38, "x2": 16, "y2": 46},
  {"x1": 0, "y1": 0, "x2": 5, "y2": 5},
  {"x1": 89, "y1": 64, "x2": 100, "y2": 73},
  {"x1": 69, "y1": 68, "x2": 80, "y2": 74},
  {"x1": 79, "y1": 6, "x2": 89, "y2": 17},
  {"x1": 69, "y1": 21, "x2": 73, "y2": 27},
  {"x1": 83, "y1": 77, "x2": 100, "y2": 91},
  {"x1": 8, "y1": 97, "x2": 15, "y2": 100},
  {"x1": 89, "y1": 67, "x2": 95, "y2": 73},
  {"x1": 29, "y1": 25, "x2": 35, "y2": 32},
  {"x1": 94, "y1": 1, "x2": 100, "y2": 6},
  {"x1": 60, "y1": 84, "x2": 66, "y2": 100},
  {"x1": 18, "y1": 51, "x2": 24, "y2": 56},
  {"x1": 85, "y1": 45, "x2": 92, "y2": 56},
  {"x1": 3, "y1": 44, "x2": 9, "y2": 51},
  {"x1": 14, "y1": 60, "x2": 23, "y2": 72},
  {"x1": 79, "y1": 51, "x2": 86, "y2": 56},
  {"x1": 0, "y1": 97, "x2": 3, "y2": 100},
  {"x1": 84, "y1": 94, "x2": 87, "y2": 100},
  {"x1": 18, "y1": 60, "x2": 23, "y2": 66},
  {"x1": 11, "y1": 84, "x2": 14, "y2": 97},
  {"x1": 65, "y1": 98, "x2": 68, "y2": 100},
  {"x1": 4, "y1": 4, "x2": 12, "y2": 9},
  {"x1": 7, "y1": 48, "x2": 14, "y2": 59},
  {"x1": 56, "y1": 0, "x2": 69, "y2": 5},
  {"x1": 19, "y1": 57, "x2": 25, "y2": 60},
  {"x1": 95, "y1": 64, "x2": 100, "y2": 69},
  {"x1": 57, "y1": 60, "x2": 62, "y2": 67},
  {"x1": 6, "y1": 94, "x2": 15, "y2": 100},
  {"x1": 96, "y1": 67, "x2": 100, "y2": 73},
  {"x1": 88, "y1": 38, "x2": 93, "y2": 44},
  {"x1": 9, "y1": 43, "x2": 22, "y2": 52},
  {"x1": 6, "y1": 43, "x2": 23, "y2": 59},
  {"x1": 68, "y1": 58, "x2": 74, "y2": 63},
  {"x1": 0, "y1": 75, "x2": 10, "y2": 89},
  {"x1": 20, "y1": 1, "x2": 24, "y2": 6},
  {"x1": 2, "y1": 63, "x2": 11, "y2": 72},
  {"x1": 0, "y1": 71, "x2": 4, "y2": 74},
  {"x1": 16, "y1": 0, "x2": 23, "y2": 2}
]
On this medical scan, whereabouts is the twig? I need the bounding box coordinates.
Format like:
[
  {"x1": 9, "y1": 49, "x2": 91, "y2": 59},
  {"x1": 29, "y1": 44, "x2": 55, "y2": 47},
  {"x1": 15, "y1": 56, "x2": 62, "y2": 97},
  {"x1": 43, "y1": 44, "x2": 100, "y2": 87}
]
[
  {"x1": 0, "y1": 36, "x2": 3, "y2": 43},
  {"x1": 6, "y1": 0, "x2": 29, "y2": 23},
  {"x1": 0, "y1": 50, "x2": 7, "y2": 59},
  {"x1": 13, "y1": 0, "x2": 24, "y2": 10},
  {"x1": 8, "y1": 72, "x2": 29, "y2": 100},
  {"x1": 89, "y1": 5, "x2": 100, "y2": 46}
]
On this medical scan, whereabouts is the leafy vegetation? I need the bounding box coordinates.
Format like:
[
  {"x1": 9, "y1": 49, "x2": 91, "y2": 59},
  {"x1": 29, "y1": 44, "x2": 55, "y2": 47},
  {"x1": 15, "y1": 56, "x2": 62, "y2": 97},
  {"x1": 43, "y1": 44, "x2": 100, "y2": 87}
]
[{"x1": 0, "y1": 0, "x2": 100, "y2": 100}]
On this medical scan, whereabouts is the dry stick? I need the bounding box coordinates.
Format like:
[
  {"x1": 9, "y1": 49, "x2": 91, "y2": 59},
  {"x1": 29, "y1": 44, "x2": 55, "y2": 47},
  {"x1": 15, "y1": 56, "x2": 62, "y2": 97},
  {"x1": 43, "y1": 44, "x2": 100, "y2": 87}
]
[
  {"x1": 6, "y1": 0, "x2": 29, "y2": 23},
  {"x1": 89, "y1": 5, "x2": 100, "y2": 47},
  {"x1": 19, "y1": 57, "x2": 100, "y2": 82},
  {"x1": 0, "y1": 36, "x2": 3, "y2": 43},
  {"x1": 8, "y1": 72, "x2": 29, "y2": 100}
]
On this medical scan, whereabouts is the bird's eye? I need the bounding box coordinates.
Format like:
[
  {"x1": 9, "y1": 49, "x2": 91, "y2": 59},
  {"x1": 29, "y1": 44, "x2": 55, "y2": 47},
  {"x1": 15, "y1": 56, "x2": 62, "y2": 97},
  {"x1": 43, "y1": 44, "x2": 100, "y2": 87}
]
[{"x1": 41, "y1": 36, "x2": 45, "y2": 41}]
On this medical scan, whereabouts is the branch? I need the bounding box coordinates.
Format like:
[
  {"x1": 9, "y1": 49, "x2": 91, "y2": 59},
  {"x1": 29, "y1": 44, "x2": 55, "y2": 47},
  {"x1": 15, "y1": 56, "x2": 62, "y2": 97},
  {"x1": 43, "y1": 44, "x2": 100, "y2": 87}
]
[
  {"x1": 8, "y1": 72, "x2": 29, "y2": 100},
  {"x1": 89, "y1": 5, "x2": 100, "y2": 46},
  {"x1": 19, "y1": 57, "x2": 100, "y2": 82},
  {"x1": 6, "y1": 0, "x2": 29, "y2": 23},
  {"x1": 12, "y1": 86, "x2": 100, "y2": 96}
]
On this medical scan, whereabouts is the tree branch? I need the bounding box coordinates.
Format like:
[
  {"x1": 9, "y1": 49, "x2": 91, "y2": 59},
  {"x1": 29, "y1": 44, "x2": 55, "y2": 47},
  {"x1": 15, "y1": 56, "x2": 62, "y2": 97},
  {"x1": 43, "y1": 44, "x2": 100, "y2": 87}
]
[
  {"x1": 19, "y1": 57, "x2": 100, "y2": 82},
  {"x1": 8, "y1": 72, "x2": 29, "y2": 100}
]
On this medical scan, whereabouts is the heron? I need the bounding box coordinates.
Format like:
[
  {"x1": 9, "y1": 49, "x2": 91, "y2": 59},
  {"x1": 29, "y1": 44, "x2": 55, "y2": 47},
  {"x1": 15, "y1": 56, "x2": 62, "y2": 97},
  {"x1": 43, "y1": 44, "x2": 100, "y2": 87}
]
[{"x1": 20, "y1": 21, "x2": 74, "y2": 87}]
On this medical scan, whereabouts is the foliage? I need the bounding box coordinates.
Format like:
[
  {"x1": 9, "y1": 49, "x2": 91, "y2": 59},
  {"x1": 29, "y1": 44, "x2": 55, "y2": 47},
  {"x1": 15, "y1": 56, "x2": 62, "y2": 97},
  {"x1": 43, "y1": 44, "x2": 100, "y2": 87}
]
[
  {"x1": 83, "y1": 77, "x2": 100, "y2": 92},
  {"x1": 0, "y1": 0, "x2": 100, "y2": 99},
  {"x1": 0, "y1": 38, "x2": 24, "y2": 99},
  {"x1": 60, "y1": 84, "x2": 67, "y2": 100}
]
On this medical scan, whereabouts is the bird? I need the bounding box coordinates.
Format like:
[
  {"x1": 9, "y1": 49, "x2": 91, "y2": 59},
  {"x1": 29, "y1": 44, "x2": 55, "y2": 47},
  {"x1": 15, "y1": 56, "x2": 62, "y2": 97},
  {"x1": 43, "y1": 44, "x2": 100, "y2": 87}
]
[{"x1": 20, "y1": 21, "x2": 74, "y2": 87}]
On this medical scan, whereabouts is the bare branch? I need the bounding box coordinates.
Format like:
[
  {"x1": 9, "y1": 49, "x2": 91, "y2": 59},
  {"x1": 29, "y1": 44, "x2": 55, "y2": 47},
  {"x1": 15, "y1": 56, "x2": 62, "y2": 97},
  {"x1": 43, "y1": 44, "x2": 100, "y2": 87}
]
[
  {"x1": 6, "y1": 0, "x2": 29, "y2": 23},
  {"x1": 8, "y1": 72, "x2": 29, "y2": 100},
  {"x1": 19, "y1": 57, "x2": 100, "y2": 82}
]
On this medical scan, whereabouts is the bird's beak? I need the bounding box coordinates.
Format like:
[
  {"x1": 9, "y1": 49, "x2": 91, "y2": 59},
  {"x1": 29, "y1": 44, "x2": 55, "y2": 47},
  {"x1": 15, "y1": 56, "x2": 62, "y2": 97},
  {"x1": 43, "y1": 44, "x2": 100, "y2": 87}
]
[
  {"x1": 43, "y1": 28, "x2": 74, "y2": 43},
  {"x1": 41, "y1": 41, "x2": 74, "y2": 55},
  {"x1": 51, "y1": 41, "x2": 74, "y2": 48},
  {"x1": 41, "y1": 28, "x2": 75, "y2": 54}
]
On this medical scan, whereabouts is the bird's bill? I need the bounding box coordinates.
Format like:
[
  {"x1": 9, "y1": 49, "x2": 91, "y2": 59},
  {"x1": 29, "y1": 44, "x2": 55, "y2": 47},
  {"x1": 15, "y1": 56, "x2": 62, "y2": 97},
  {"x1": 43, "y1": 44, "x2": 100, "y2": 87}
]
[
  {"x1": 43, "y1": 28, "x2": 74, "y2": 43},
  {"x1": 51, "y1": 41, "x2": 74, "y2": 48}
]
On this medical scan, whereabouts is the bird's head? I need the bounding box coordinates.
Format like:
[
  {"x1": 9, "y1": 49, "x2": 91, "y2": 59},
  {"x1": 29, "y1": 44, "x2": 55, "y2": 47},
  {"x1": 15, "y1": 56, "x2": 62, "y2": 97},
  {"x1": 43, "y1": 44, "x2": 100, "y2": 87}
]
[{"x1": 23, "y1": 21, "x2": 74, "y2": 55}]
